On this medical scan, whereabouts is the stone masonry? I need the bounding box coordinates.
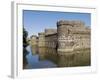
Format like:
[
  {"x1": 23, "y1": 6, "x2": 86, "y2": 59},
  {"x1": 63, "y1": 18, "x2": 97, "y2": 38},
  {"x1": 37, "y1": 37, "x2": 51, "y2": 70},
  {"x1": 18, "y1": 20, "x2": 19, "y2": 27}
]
[
  {"x1": 57, "y1": 20, "x2": 90, "y2": 53},
  {"x1": 30, "y1": 20, "x2": 90, "y2": 53}
]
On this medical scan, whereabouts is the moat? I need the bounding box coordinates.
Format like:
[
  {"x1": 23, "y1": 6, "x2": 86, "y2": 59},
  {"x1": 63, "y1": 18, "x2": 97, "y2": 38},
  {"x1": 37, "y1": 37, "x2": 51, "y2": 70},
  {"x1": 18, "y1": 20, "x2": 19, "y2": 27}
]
[
  {"x1": 24, "y1": 46, "x2": 57, "y2": 69},
  {"x1": 23, "y1": 45, "x2": 90, "y2": 69}
]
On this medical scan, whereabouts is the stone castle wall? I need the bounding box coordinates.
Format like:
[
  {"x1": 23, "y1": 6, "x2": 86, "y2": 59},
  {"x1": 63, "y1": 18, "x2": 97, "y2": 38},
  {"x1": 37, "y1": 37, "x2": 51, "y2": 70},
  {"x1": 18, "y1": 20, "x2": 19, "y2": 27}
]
[
  {"x1": 38, "y1": 32, "x2": 45, "y2": 47},
  {"x1": 57, "y1": 20, "x2": 90, "y2": 53},
  {"x1": 45, "y1": 29, "x2": 57, "y2": 35},
  {"x1": 30, "y1": 35, "x2": 38, "y2": 46},
  {"x1": 45, "y1": 33, "x2": 57, "y2": 48},
  {"x1": 30, "y1": 20, "x2": 90, "y2": 53},
  {"x1": 45, "y1": 29, "x2": 57, "y2": 48}
]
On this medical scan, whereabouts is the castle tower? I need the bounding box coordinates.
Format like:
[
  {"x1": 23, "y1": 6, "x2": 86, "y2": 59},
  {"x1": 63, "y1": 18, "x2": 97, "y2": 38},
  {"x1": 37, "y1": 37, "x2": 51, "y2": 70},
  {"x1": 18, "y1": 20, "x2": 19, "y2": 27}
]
[
  {"x1": 57, "y1": 20, "x2": 90, "y2": 53},
  {"x1": 57, "y1": 20, "x2": 74, "y2": 52},
  {"x1": 30, "y1": 35, "x2": 38, "y2": 46},
  {"x1": 38, "y1": 32, "x2": 45, "y2": 47}
]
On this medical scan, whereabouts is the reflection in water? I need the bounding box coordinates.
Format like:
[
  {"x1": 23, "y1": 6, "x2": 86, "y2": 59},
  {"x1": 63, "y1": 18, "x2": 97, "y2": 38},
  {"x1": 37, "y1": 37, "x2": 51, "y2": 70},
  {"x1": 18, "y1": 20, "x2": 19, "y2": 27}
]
[
  {"x1": 23, "y1": 45, "x2": 90, "y2": 69},
  {"x1": 23, "y1": 46, "x2": 57, "y2": 69},
  {"x1": 23, "y1": 48, "x2": 29, "y2": 69},
  {"x1": 45, "y1": 47, "x2": 58, "y2": 64},
  {"x1": 58, "y1": 49, "x2": 90, "y2": 67},
  {"x1": 31, "y1": 45, "x2": 38, "y2": 55},
  {"x1": 38, "y1": 47, "x2": 46, "y2": 60}
]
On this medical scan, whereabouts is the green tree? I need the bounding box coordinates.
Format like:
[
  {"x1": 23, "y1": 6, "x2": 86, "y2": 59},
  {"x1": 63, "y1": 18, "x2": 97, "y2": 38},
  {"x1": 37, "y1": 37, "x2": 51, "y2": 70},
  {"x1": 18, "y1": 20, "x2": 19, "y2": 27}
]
[
  {"x1": 23, "y1": 27, "x2": 29, "y2": 69},
  {"x1": 23, "y1": 28, "x2": 28, "y2": 48}
]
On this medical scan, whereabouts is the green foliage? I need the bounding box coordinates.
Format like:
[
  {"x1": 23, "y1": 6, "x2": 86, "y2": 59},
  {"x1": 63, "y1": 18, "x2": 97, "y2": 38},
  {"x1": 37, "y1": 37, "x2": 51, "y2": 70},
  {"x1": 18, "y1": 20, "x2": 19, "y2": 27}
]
[{"x1": 23, "y1": 28, "x2": 28, "y2": 48}]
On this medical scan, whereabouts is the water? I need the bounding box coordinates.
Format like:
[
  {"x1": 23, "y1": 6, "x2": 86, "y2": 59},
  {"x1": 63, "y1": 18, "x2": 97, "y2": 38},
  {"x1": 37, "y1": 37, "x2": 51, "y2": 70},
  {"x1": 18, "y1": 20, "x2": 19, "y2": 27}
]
[
  {"x1": 23, "y1": 46, "x2": 90, "y2": 69},
  {"x1": 24, "y1": 46, "x2": 57, "y2": 69}
]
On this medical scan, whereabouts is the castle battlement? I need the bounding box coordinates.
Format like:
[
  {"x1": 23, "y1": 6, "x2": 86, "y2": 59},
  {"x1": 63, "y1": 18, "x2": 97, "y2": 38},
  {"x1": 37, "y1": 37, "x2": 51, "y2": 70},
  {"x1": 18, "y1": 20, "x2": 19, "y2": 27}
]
[
  {"x1": 45, "y1": 29, "x2": 57, "y2": 36},
  {"x1": 30, "y1": 20, "x2": 90, "y2": 52},
  {"x1": 57, "y1": 20, "x2": 85, "y2": 27},
  {"x1": 38, "y1": 32, "x2": 45, "y2": 35}
]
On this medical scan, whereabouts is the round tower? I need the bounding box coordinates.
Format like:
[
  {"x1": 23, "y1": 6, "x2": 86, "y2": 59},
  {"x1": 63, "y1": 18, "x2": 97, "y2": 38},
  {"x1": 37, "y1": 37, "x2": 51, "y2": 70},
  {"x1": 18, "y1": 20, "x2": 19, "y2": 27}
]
[{"x1": 57, "y1": 20, "x2": 74, "y2": 53}]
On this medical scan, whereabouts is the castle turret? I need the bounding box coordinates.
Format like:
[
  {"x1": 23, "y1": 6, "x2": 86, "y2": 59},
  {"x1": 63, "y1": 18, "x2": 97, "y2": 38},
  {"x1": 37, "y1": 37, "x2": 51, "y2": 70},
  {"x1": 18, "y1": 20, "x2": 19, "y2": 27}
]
[
  {"x1": 30, "y1": 35, "x2": 38, "y2": 46},
  {"x1": 38, "y1": 32, "x2": 45, "y2": 47},
  {"x1": 57, "y1": 20, "x2": 74, "y2": 52},
  {"x1": 57, "y1": 20, "x2": 90, "y2": 53}
]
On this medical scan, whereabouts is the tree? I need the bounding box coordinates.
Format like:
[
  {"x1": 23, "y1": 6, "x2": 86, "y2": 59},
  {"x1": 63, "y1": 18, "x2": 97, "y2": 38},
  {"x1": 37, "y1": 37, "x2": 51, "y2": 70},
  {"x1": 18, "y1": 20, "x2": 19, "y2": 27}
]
[
  {"x1": 23, "y1": 27, "x2": 29, "y2": 68},
  {"x1": 23, "y1": 28, "x2": 28, "y2": 48}
]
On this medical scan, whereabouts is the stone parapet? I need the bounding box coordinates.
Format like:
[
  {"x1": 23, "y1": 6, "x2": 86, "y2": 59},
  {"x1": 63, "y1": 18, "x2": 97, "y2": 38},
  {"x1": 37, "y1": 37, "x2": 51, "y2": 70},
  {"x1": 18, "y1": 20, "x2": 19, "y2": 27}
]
[
  {"x1": 38, "y1": 32, "x2": 45, "y2": 35},
  {"x1": 45, "y1": 29, "x2": 57, "y2": 36},
  {"x1": 57, "y1": 20, "x2": 85, "y2": 27}
]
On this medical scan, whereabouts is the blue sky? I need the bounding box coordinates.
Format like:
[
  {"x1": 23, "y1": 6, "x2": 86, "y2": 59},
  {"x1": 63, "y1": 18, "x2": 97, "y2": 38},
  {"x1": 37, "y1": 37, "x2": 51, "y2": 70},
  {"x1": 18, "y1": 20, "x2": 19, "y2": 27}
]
[{"x1": 23, "y1": 10, "x2": 91, "y2": 37}]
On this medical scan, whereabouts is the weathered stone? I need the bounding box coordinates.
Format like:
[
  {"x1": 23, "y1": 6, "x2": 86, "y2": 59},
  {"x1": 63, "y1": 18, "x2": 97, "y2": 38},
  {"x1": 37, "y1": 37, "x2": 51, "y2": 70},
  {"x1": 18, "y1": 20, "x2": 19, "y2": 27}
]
[
  {"x1": 30, "y1": 35, "x2": 38, "y2": 46},
  {"x1": 31, "y1": 20, "x2": 90, "y2": 54},
  {"x1": 38, "y1": 32, "x2": 45, "y2": 47},
  {"x1": 57, "y1": 20, "x2": 85, "y2": 27},
  {"x1": 57, "y1": 20, "x2": 90, "y2": 52}
]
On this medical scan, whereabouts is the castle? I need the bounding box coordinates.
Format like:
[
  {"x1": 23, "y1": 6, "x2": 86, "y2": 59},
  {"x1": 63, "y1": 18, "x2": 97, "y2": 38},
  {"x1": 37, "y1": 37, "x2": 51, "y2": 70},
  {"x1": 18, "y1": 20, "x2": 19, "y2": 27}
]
[{"x1": 30, "y1": 20, "x2": 90, "y2": 53}]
